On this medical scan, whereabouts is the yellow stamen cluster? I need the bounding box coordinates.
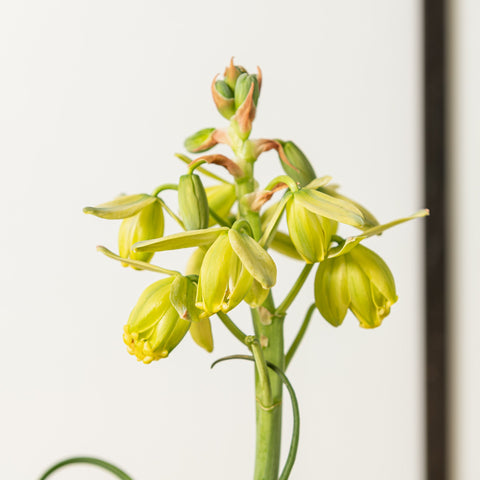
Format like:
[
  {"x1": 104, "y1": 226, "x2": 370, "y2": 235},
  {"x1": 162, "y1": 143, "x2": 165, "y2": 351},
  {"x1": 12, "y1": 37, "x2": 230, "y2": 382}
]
[{"x1": 123, "y1": 325, "x2": 168, "y2": 364}]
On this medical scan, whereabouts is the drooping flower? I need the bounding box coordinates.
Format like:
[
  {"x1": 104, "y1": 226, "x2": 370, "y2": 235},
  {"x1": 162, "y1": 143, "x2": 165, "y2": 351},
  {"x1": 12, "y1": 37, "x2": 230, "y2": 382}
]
[
  {"x1": 314, "y1": 244, "x2": 398, "y2": 328},
  {"x1": 123, "y1": 276, "x2": 191, "y2": 364}
]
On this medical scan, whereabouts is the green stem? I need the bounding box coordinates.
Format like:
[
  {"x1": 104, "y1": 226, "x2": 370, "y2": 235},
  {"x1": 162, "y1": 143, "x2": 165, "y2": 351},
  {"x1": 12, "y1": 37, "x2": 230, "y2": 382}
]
[
  {"x1": 151, "y1": 183, "x2": 178, "y2": 197},
  {"x1": 231, "y1": 121, "x2": 284, "y2": 480},
  {"x1": 276, "y1": 263, "x2": 314, "y2": 316},
  {"x1": 247, "y1": 336, "x2": 273, "y2": 407},
  {"x1": 38, "y1": 457, "x2": 133, "y2": 480},
  {"x1": 251, "y1": 307, "x2": 284, "y2": 480},
  {"x1": 285, "y1": 303, "x2": 316, "y2": 369},
  {"x1": 175, "y1": 153, "x2": 231, "y2": 184},
  {"x1": 217, "y1": 311, "x2": 249, "y2": 346},
  {"x1": 211, "y1": 355, "x2": 300, "y2": 480}
]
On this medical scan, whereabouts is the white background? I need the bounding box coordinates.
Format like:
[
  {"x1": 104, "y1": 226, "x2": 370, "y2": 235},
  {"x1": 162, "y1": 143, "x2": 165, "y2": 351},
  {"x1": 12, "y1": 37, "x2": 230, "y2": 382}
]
[{"x1": 0, "y1": 1, "x2": 427, "y2": 479}]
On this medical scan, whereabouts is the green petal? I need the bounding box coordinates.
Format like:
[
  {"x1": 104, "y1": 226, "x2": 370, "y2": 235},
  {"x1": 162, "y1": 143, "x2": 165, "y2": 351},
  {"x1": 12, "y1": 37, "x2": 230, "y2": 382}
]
[
  {"x1": 127, "y1": 278, "x2": 174, "y2": 333},
  {"x1": 190, "y1": 317, "x2": 214, "y2": 352},
  {"x1": 346, "y1": 259, "x2": 380, "y2": 328},
  {"x1": 170, "y1": 275, "x2": 202, "y2": 322},
  {"x1": 269, "y1": 231, "x2": 303, "y2": 261},
  {"x1": 314, "y1": 257, "x2": 350, "y2": 326},
  {"x1": 244, "y1": 279, "x2": 270, "y2": 308},
  {"x1": 199, "y1": 233, "x2": 232, "y2": 314},
  {"x1": 228, "y1": 229, "x2": 277, "y2": 288},
  {"x1": 320, "y1": 187, "x2": 379, "y2": 228},
  {"x1": 294, "y1": 189, "x2": 365, "y2": 227},
  {"x1": 348, "y1": 245, "x2": 398, "y2": 305},
  {"x1": 225, "y1": 262, "x2": 253, "y2": 311},
  {"x1": 163, "y1": 315, "x2": 191, "y2": 354},
  {"x1": 286, "y1": 198, "x2": 327, "y2": 263},
  {"x1": 83, "y1": 194, "x2": 156, "y2": 219},
  {"x1": 118, "y1": 200, "x2": 164, "y2": 266},
  {"x1": 304, "y1": 176, "x2": 332, "y2": 190},
  {"x1": 327, "y1": 209, "x2": 429, "y2": 259},
  {"x1": 133, "y1": 227, "x2": 228, "y2": 253}
]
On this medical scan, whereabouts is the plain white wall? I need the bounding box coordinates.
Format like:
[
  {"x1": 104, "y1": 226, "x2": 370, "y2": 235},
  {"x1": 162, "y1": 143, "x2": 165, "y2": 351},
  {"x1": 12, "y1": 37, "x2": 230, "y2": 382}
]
[
  {"x1": 0, "y1": 1, "x2": 424, "y2": 479},
  {"x1": 449, "y1": 1, "x2": 480, "y2": 479}
]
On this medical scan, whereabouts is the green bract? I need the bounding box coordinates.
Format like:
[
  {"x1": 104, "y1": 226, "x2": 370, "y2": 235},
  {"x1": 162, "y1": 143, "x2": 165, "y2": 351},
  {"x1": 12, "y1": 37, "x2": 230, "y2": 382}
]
[
  {"x1": 314, "y1": 244, "x2": 398, "y2": 328},
  {"x1": 123, "y1": 276, "x2": 190, "y2": 364}
]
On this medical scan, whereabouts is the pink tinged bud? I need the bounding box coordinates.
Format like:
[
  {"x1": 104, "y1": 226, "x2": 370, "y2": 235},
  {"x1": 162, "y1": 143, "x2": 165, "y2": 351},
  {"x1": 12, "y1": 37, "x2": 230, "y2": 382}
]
[
  {"x1": 211, "y1": 76, "x2": 236, "y2": 119},
  {"x1": 231, "y1": 81, "x2": 257, "y2": 141},
  {"x1": 223, "y1": 57, "x2": 247, "y2": 91}
]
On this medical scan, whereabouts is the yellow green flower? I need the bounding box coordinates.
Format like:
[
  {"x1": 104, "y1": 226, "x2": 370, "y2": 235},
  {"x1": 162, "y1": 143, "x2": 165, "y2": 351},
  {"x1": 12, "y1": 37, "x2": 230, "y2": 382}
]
[
  {"x1": 123, "y1": 276, "x2": 190, "y2": 364},
  {"x1": 118, "y1": 199, "x2": 164, "y2": 267},
  {"x1": 196, "y1": 229, "x2": 276, "y2": 316},
  {"x1": 132, "y1": 225, "x2": 277, "y2": 317},
  {"x1": 314, "y1": 244, "x2": 398, "y2": 328},
  {"x1": 84, "y1": 193, "x2": 164, "y2": 268}
]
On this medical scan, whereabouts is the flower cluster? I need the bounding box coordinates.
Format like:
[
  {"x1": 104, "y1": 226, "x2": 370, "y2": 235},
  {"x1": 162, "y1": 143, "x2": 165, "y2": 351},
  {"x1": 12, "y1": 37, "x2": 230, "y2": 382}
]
[{"x1": 84, "y1": 59, "x2": 428, "y2": 364}]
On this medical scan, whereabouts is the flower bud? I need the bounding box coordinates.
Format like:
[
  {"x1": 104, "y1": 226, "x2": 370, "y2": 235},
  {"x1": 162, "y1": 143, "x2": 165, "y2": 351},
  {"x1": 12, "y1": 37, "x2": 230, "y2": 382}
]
[
  {"x1": 212, "y1": 79, "x2": 236, "y2": 119},
  {"x1": 184, "y1": 128, "x2": 217, "y2": 153},
  {"x1": 234, "y1": 73, "x2": 260, "y2": 109},
  {"x1": 314, "y1": 244, "x2": 398, "y2": 329},
  {"x1": 205, "y1": 183, "x2": 236, "y2": 226},
  {"x1": 178, "y1": 174, "x2": 209, "y2": 230},
  {"x1": 278, "y1": 141, "x2": 317, "y2": 187},
  {"x1": 123, "y1": 277, "x2": 190, "y2": 363},
  {"x1": 224, "y1": 59, "x2": 247, "y2": 91},
  {"x1": 118, "y1": 198, "x2": 164, "y2": 268},
  {"x1": 286, "y1": 193, "x2": 337, "y2": 263}
]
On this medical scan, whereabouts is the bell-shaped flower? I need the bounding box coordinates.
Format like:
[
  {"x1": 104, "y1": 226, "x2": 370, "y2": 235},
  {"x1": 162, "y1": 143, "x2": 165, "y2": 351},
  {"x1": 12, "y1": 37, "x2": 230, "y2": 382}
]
[
  {"x1": 283, "y1": 176, "x2": 365, "y2": 263},
  {"x1": 196, "y1": 228, "x2": 276, "y2": 316},
  {"x1": 123, "y1": 276, "x2": 191, "y2": 364},
  {"x1": 314, "y1": 244, "x2": 398, "y2": 329},
  {"x1": 84, "y1": 193, "x2": 164, "y2": 268},
  {"x1": 118, "y1": 200, "x2": 164, "y2": 266},
  {"x1": 132, "y1": 225, "x2": 277, "y2": 317}
]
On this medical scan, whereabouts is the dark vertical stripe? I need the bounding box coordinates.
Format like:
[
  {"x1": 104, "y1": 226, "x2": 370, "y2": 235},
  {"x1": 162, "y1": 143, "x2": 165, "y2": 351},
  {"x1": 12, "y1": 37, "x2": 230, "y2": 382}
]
[{"x1": 424, "y1": 0, "x2": 448, "y2": 479}]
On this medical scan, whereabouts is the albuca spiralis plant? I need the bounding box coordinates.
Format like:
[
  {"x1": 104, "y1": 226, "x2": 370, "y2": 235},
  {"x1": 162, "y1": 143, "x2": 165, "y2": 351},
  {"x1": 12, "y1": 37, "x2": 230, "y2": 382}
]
[{"x1": 40, "y1": 59, "x2": 428, "y2": 480}]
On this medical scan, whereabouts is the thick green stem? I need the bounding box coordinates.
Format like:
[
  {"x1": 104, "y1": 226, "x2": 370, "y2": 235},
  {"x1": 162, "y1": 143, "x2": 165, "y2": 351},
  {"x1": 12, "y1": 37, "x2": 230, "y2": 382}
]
[
  {"x1": 252, "y1": 307, "x2": 284, "y2": 480},
  {"x1": 232, "y1": 125, "x2": 284, "y2": 480}
]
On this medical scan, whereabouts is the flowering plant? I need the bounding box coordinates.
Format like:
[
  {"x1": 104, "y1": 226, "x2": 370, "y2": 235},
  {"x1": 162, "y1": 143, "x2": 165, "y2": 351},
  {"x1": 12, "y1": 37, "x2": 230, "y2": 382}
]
[{"x1": 40, "y1": 59, "x2": 427, "y2": 480}]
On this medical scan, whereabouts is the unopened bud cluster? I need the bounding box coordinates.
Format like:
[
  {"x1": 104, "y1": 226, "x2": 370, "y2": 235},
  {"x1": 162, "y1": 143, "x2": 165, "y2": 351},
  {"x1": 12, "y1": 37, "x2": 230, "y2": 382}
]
[{"x1": 84, "y1": 59, "x2": 427, "y2": 363}]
